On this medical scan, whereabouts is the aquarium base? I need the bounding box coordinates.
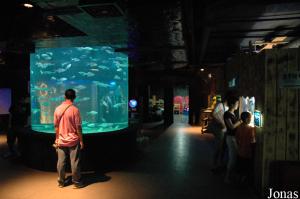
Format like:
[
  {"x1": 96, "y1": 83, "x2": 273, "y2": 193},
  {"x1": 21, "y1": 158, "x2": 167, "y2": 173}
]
[{"x1": 19, "y1": 127, "x2": 138, "y2": 171}]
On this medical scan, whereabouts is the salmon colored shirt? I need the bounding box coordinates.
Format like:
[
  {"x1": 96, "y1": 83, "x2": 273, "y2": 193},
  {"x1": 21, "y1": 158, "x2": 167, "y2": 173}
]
[
  {"x1": 235, "y1": 124, "x2": 256, "y2": 158},
  {"x1": 54, "y1": 101, "x2": 82, "y2": 147}
]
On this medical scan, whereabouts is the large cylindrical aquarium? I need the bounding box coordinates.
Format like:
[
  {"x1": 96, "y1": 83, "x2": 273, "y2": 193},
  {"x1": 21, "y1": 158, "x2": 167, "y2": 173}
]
[{"x1": 30, "y1": 46, "x2": 128, "y2": 134}]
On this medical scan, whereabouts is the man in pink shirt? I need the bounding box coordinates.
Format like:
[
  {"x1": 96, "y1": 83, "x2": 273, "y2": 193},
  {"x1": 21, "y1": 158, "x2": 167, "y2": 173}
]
[{"x1": 54, "y1": 89, "x2": 84, "y2": 188}]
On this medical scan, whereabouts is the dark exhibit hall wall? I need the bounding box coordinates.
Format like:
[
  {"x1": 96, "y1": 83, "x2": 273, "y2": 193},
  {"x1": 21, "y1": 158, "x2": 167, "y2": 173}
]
[{"x1": 0, "y1": 53, "x2": 30, "y2": 100}]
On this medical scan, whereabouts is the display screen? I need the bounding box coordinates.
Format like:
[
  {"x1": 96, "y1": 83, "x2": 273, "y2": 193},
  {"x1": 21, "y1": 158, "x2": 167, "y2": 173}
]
[
  {"x1": 30, "y1": 46, "x2": 128, "y2": 133},
  {"x1": 254, "y1": 110, "x2": 262, "y2": 127}
]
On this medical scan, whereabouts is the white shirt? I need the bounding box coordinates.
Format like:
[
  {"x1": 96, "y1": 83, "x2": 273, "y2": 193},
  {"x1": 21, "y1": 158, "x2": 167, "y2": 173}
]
[{"x1": 213, "y1": 102, "x2": 229, "y2": 132}]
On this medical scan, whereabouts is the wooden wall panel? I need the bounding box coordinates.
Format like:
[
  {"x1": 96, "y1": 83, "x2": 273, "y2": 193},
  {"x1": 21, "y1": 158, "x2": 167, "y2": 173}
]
[
  {"x1": 276, "y1": 50, "x2": 287, "y2": 160},
  {"x1": 299, "y1": 48, "x2": 300, "y2": 161},
  {"x1": 262, "y1": 50, "x2": 277, "y2": 187},
  {"x1": 253, "y1": 53, "x2": 265, "y2": 192},
  {"x1": 286, "y1": 49, "x2": 299, "y2": 160}
]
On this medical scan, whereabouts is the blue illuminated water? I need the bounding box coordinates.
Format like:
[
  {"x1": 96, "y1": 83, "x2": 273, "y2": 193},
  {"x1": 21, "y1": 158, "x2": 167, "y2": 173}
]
[{"x1": 30, "y1": 46, "x2": 128, "y2": 133}]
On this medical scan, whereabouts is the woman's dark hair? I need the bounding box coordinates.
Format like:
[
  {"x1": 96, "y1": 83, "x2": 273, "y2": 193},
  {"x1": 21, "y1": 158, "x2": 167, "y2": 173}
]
[
  {"x1": 227, "y1": 95, "x2": 239, "y2": 107},
  {"x1": 65, "y1": 89, "x2": 76, "y2": 100},
  {"x1": 223, "y1": 90, "x2": 237, "y2": 102},
  {"x1": 241, "y1": 111, "x2": 251, "y2": 122}
]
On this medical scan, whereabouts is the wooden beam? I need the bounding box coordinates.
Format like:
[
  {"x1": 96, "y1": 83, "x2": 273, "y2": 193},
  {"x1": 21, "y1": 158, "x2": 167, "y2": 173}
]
[
  {"x1": 286, "y1": 49, "x2": 299, "y2": 160},
  {"x1": 276, "y1": 50, "x2": 287, "y2": 160}
]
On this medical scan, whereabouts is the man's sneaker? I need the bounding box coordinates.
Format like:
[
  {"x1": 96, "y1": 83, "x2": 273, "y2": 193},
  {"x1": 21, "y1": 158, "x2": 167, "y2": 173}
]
[
  {"x1": 73, "y1": 182, "x2": 84, "y2": 189},
  {"x1": 58, "y1": 181, "x2": 65, "y2": 188}
]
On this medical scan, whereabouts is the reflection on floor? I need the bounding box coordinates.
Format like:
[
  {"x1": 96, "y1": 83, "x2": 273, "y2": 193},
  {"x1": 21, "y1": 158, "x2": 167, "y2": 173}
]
[
  {"x1": 173, "y1": 114, "x2": 189, "y2": 123},
  {"x1": 0, "y1": 123, "x2": 258, "y2": 199}
]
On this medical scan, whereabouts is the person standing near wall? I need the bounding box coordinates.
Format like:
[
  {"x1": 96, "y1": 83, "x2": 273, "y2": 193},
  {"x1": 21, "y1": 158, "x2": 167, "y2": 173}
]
[
  {"x1": 223, "y1": 95, "x2": 243, "y2": 183},
  {"x1": 211, "y1": 96, "x2": 228, "y2": 172},
  {"x1": 3, "y1": 96, "x2": 30, "y2": 159},
  {"x1": 54, "y1": 89, "x2": 84, "y2": 188}
]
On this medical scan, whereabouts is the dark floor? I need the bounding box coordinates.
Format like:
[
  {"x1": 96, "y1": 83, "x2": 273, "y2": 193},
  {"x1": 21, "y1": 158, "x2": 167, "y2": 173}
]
[{"x1": 0, "y1": 119, "x2": 259, "y2": 199}]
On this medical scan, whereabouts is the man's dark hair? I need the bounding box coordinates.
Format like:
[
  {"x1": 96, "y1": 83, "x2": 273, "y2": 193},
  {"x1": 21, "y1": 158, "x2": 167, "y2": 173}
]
[
  {"x1": 227, "y1": 96, "x2": 239, "y2": 107},
  {"x1": 241, "y1": 111, "x2": 251, "y2": 122},
  {"x1": 65, "y1": 89, "x2": 76, "y2": 100}
]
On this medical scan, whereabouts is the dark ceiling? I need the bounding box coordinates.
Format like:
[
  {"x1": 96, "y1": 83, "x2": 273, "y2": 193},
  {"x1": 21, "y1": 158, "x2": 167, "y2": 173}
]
[
  {"x1": 1, "y1": 0, "x2": 300, "y2": 70},
  {"x1": 195, "y1": 1, "x2": 300, "y2": 65}
]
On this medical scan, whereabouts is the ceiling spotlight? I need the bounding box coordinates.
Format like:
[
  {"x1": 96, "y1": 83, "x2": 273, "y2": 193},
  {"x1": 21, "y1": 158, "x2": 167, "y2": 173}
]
[
  {"x1": 208, "y1": 73, "x2": 212, "y2": 78},
  {"x1": 200, "y1": 68, "x2": 204, "y2": 72},
  {"x1": 23, "y1": 3, "x2": 34, "y2": 8}
]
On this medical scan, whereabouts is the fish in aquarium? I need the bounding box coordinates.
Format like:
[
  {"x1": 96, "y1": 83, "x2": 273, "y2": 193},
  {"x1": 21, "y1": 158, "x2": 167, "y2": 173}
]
[
  {"x1": 97, "y1": 65, "x2": 109, "y2": 70},
  {"x1": 87, "y1": 62, "x2": 98, "y2": 67},
  {"x1": 89, "y1": 57, "x2": 100, "y2": 62},
  {"x1": 86, "y1": 111, "x2": 98, "y2": 116},
  {"x1": 61, "y1": 61, "x2": 70, "y2": 66},
  {"x1": 71, "y1": 58, "x2": 80, "y2": 62},
  {"x1": 74, "y1": 85, "x2": 87, "y2": 90},
  {"x1": 87, "y1": 123, "x2": 96, "y2": 128},
  {"x1": 41, "y1": 53, "x2": 52, "y2": 60},
  {"x1": 55, "y1": 68, "x2": 66, "y2": 73},
  {"x1": 114, "y1": 56, "x2": 127, "y2": 61},
  {"x1": 59, "y1": 77, "x2": 68, "y2": 81},
  {"x1": 65, "y1": 64, "x2": 72, "y2": 69},
  {"x1": 114, "y1": 75, "x2": 121, "y2": 80},
  {"x1": 92, "y1": 81, "x2": 111, "y2": 88},
  {"x1": 36, "y1": 62, "x2": 54, "y2": 69},
  {"x1": 76, "y1": 97, "x2": 90, "y2": 102},
  {"x1": 78, "y1": 71, "x2": 95, "y2": 77},
  {"x1": 90, "y1": 68, "x2": 99, "y2": 72},
  {"x1": 82, "y1": 121, "x2": 88, "y2": 125},
  {"x1": 76, "y1": 47, "x2": 94, "y2": 51},
  {"x1": 41, "y1": 70, "x2": 55, "y2": 75}
]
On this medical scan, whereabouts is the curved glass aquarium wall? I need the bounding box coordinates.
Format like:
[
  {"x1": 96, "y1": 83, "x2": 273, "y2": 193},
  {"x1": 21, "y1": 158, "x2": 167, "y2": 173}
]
[{"x1": 30, "y1": 46, "x2": 128, "y2": 134}]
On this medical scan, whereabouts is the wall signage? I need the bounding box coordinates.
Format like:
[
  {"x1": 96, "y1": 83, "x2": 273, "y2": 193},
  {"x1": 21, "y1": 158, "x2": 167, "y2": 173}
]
[{"x1": 280, "y1": 71, "x2": 300, "y2": 88}]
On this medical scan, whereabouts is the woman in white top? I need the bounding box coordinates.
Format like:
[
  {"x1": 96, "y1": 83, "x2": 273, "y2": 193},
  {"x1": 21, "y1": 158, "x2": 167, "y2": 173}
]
[{"x1": 211, "y1": 97, "x2": 228, "y2": 171}]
